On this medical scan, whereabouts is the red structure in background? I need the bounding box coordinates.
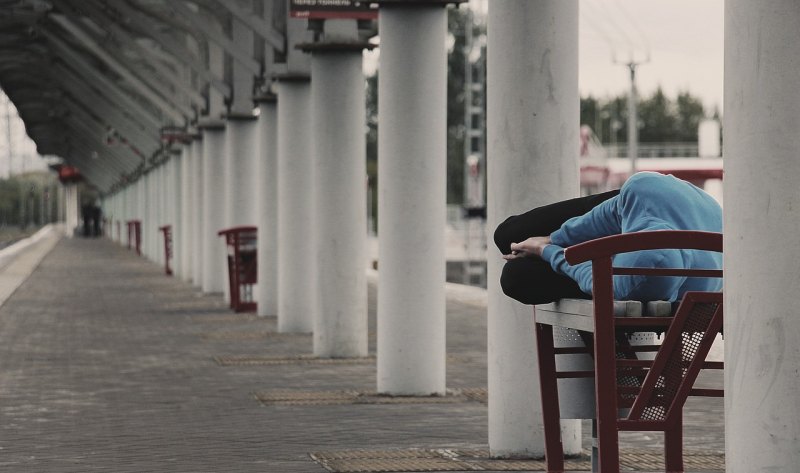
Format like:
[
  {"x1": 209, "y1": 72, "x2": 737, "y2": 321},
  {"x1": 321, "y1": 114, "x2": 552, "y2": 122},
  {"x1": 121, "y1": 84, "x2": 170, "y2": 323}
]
[
  {"x1": 126, "y1": 220, "x2": 141, "y2": 256},
  {"x1": 535, "y1": 231, "x2": 723, "y2": 473},
  {"x1": 218, "y1": 226, "x2": 257, "y2": 313},
  {"x1": 582, "y1": 157, "x2": 724, "y2": 195},
  {"x1": 51, "y1": 163, "x2": 83, "y2": 184},
  {"x1": 159, "y1": 225, "x2": 173, "y2": 276}
]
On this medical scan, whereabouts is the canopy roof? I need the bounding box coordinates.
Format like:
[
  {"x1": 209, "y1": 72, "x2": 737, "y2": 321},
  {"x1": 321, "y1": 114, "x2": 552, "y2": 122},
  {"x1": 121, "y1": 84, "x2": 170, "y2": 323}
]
[{"x1": 0, "y1": 0, "x2": 373, "y2": 194}]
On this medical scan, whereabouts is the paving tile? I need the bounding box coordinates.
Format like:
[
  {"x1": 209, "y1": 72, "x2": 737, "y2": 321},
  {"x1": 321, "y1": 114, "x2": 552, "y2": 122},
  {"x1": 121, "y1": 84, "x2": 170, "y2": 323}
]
[{"x1": 0, "y1": 237, "x2": 724, "y2": 472}]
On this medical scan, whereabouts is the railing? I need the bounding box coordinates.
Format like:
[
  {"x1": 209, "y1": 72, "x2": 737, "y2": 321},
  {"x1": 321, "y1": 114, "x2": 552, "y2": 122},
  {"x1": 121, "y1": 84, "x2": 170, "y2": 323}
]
[{"x1": 604, "y1": 142, "x2": 700, "y2": 158}]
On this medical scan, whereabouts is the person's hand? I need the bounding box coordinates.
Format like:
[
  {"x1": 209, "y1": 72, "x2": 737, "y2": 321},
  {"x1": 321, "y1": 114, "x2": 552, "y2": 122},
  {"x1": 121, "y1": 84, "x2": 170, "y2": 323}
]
[{"x1": 502, "y1": 236, "x2": 551, "y2": 260}]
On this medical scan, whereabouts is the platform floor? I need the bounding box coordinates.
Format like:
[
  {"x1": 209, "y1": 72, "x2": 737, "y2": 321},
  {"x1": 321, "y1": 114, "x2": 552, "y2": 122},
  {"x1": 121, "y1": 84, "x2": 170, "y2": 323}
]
[{"x1": 0, "y1": 237, "x2": 724, "y2": 472}]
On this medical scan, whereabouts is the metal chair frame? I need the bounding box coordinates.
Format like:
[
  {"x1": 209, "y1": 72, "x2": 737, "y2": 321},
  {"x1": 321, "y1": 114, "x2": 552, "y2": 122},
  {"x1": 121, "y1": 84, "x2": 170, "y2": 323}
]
[
  {"x1": 218, "y1": 226, "x2": 258, "y2": 313},
  {"x1": 534, "y1": 230, "x2": 723, "y2": 473}
]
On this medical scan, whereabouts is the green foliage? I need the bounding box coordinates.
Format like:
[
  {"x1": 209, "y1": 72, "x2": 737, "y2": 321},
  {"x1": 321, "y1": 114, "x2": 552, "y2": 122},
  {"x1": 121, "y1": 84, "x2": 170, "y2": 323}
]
[
  {"x1": 581, "y1": 87, "x2": 710, "y2": 144},
  {"x1": 364, "y1": 5, "x2": 479, "y2": 220},
  {"x1": 0, "y1": 171, "x2": 59, "y2": 228},
  {"x1": 366, "y1": 9, "x2": 710, "y2": 212},
  {"x1": 446, "y1": 5, "x2": 481, "y2": 205}
]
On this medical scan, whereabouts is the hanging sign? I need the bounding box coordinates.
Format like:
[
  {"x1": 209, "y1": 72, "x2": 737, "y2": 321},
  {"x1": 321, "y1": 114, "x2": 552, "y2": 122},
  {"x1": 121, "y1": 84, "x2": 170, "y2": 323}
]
[{"x1": 290, "y1": 0, "x2": 378, "y2": 20}]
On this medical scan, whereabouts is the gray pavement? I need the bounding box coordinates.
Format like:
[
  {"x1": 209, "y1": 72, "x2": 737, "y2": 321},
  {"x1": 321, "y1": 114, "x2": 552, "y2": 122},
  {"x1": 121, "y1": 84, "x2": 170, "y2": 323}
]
[{"x1": 0, "y1": 237, "x2": 724, "y2": 472}]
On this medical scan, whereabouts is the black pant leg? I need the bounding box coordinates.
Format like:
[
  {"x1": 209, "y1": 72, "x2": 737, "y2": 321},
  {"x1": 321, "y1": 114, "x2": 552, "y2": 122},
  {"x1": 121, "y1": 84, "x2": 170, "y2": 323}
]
[
  {"x1": 494, "y1": 189, "x2": 620, "y2": 305},
  {"x1": 494, "y1": 189, "x2": 620, "y2": 254},
  {"x1": 500, "y1": 257, "x2": 590, "y2": 305}
]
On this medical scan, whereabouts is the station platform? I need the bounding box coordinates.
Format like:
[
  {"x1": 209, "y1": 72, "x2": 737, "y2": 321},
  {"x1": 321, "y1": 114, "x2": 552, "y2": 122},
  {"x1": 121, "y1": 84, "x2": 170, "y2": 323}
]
[{"x1": 0, "y1": 233, "x2": 724, "y2": 472}]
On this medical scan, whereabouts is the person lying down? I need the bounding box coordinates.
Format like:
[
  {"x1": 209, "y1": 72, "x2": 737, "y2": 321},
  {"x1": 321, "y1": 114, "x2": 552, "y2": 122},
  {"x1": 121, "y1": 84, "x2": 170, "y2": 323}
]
[{"x1": 495, "y1": 172, "x2": 722, "y2": 305}]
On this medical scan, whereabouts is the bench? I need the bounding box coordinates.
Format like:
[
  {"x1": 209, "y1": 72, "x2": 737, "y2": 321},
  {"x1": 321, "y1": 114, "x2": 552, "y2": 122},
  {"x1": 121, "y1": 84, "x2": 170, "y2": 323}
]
[{"x1": 533, "y1": 230, "x2": 723, "y2": 473}]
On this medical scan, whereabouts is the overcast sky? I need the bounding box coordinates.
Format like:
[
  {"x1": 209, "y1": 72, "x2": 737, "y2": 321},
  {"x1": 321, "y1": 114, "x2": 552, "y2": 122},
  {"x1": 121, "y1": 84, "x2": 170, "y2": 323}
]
[
  {"x1": 365, "y1": 0, "x2": 725, "y2": 113},
  {"x1": 579, "y1": 0, "x2": 724, "y2": 113}
]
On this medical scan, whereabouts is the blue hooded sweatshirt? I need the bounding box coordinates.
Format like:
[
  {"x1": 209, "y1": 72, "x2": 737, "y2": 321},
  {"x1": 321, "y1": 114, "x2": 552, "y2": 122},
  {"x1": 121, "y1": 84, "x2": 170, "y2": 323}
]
[{"x1": 540, "y1": 172, "x2": 722, "y2": 302}]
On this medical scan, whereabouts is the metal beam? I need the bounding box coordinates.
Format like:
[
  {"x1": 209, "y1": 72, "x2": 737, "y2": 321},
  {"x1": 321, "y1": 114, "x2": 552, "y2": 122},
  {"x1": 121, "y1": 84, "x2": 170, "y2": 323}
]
[
  {"x1": 61, "y1": 113, "x2": 142, "y2": 175},
  {"x1": 57, "y1": 138, "x2": 127, "y2": 189},
  {"x1": 47, "y1": 13, "x2": 187, "y2": 124},
  {"x1": 109, "y1": 0, "x2": 231, "y2": 99},
  {"x1": 165, "y1": 1, "x2": 261, "y2": 76},
  {"x1": 53, "y1": 63, "x2": 158, "y2": 149},
  {"x1": 208, "y1": 0, "x2": 284, "y2": 53},
  {"x1": 53, "y1": 0, "x2": 206, "y2": 108},
  {"x1": 61, "y1": 91, "x2": 158, "y2": 156},
  {"x1": 42, "y1": 33, "x2": 164, "y2": 131}
]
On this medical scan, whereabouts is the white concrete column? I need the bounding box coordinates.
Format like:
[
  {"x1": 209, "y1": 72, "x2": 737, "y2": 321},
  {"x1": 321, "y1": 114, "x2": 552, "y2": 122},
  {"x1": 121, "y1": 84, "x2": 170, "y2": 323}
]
[
  {"x1": 255, "y1": 96, "x2": 278, "y2": 317},
  {"x1": 123, "y1": 188, "x2": 130, "y2": 243},
  {"x1": 142, "y1": 172, "x2": 151, "y2": 257},
  {"x1": 725, "y1": 2, "x2": 800, "y2": 471},
  {"x1": 191, "y1": 137, "x2": 205, "y2": 287},
  {"x1": 113, "y1": 192, "x2": 120, "y2": 243},
  {"x1": 223, "y1": 116, "x2": 259, "y2": 302},
  {"x1": 201, "y1": 124, "x2": 227, "y2": 293},
  {"x1": 107, "y1": 195, "x2": 115, "y2": 241},
  {"x1": 156, "y1": 164, "x2": 166, "y2": 265},
  {"x1": 377, "y1": 4, "x2": 447, "y2": 395},
  {"x1": 308, "y1": 46, "x2": 368, "y2": 358},
  {"x1": 171, "y1": 153, "x2": 182, "y2": 277},
  {"x1": 137, "y1": 177, "x2": 145, "y2": 250},
  {"x1": 64, "y1": 183, "x2": 79, "y2": 237},
  {"x1": 57, "y1": 184, "x2": 65, "y2": 224},
  {"x1": 164, "y1": 160, "x2": 172, "y2": 265},
  {"x1": 276, "y1": 79, "x2": 315, "y2": 332},
  {"x1": 152, "y1": 168, "x2": 162, "y2": 262},
  {"x1": 142, "y1": 172, "x2": 152, "y2": 258},
  {"x1": 223, "y1": 117, "x2": 258, "y2": 228},
  {"x1": 151, "y1": 167, "x2": 159, "y2": 262},
  {"x1": 152, "y1": 169, "x2": 161, "y2": 261},
  {"x1": 179, "y1": 142, "x2": 193, "y2": 281},
  {"x1": 486, "y1": 1, "x2": 580, "y2": 457}
]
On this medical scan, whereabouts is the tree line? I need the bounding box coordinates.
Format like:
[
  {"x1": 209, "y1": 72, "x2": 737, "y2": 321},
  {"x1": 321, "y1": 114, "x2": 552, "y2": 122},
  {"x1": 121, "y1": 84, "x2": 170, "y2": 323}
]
[
  {"x1": 581, "y1": 89, "x2": 717, "y2": 145},
  {"x1": 366, "y1": 6, "x2": 718, "y2": 210},
  {"x1": 0, "y1": 171, "x2": 59, "y2": 228}
]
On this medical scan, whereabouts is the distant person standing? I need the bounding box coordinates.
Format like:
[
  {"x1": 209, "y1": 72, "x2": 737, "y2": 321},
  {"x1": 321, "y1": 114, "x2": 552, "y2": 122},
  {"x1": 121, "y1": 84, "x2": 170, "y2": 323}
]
[
  {"x1": 92, "y1": 205, "x2": 102, "y2": 237},
  {"x1": 82, "y1": 203, "x2": 93, "y2": 238}
]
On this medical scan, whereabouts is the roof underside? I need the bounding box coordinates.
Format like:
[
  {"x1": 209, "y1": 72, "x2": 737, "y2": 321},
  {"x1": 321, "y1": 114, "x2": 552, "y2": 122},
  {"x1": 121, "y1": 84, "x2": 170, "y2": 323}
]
[{"x1": 0, "y1": 0, "x2": 296, "y2": 194}]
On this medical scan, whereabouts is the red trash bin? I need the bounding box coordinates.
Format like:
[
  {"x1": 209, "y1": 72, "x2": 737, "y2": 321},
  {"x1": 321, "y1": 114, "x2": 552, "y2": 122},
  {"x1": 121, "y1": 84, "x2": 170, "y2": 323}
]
[
  {"x1": 126, "y1": 220, "x2": 141, "y2": 256},
  {"x1": 218, "y1": 226, "x2": 257, "y2": 313},
  {"x1": 159, "y1": 225, "x2": 173, "y2": 276}
]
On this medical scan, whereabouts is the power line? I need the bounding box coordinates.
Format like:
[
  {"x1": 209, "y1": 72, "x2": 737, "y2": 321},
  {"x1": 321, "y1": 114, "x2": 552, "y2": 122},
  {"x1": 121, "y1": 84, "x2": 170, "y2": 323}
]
[
  {"x1": 582, "y1": 0, "x2": 638, "y2": 60},
  {"x1": 580, "y1": 6, "x2": 618, "y2": 59},
  {"x1": 611, "y1": 0, "x2": 651, "y2": 60}
]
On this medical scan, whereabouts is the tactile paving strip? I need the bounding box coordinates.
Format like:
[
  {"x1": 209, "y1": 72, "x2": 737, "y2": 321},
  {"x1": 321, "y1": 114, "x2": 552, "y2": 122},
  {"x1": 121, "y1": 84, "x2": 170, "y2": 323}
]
[
  {"x1": 160, "y1": 300, "x2": 231, "y2": 312},
  {"x1": 192, "y1": 313, "x2": 274, "y2": 323},
  {"x1": 215, "y1": 354, "x2": 376, "y2": 366},
  {"x1": 199, "y1": 331, "x2": 309, "y2": 340},
  {"x1": 216, "y1": 354, "x2": 472, "y2": 366},
  {"x1": 459, "y1": 388, "x2": 488, "y2": 404},
  {"x1": 255, "y1": 388, "x2": 487, "y2": 406},
  {"x1": 311, "y1": 448, "x2": 725, "y2": 472}
]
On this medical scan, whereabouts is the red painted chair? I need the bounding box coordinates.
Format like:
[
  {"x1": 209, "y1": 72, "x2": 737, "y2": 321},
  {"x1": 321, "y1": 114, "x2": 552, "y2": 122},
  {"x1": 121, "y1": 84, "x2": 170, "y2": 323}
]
[
  {"x1": 218, "y1": 226, "x2": 257, "y2": 313},
  {"x1": 534, "y1": 230, "x2": 723, "y2": 473},
  {"x1": 126, "y1": 220, "x2": 141, "y2": 256}
]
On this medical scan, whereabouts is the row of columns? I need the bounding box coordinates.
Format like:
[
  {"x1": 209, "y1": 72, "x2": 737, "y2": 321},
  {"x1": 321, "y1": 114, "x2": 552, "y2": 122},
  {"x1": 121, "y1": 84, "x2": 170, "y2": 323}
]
[
  {"x1": 98, "y1": 0, "x2": 800, "y2": 467},
  {"x1": 98, "y1": 0, "x2": 580, "y2": 458}
]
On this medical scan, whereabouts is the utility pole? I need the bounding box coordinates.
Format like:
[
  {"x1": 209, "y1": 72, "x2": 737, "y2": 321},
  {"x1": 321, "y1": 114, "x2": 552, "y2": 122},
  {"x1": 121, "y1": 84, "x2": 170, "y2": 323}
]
[
  {"x1": 620, "y1": 59, "x2": 646, "y2": 175},
  {"x1": 628, "y1": 62, "x2": 637, "y2": 174}
]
